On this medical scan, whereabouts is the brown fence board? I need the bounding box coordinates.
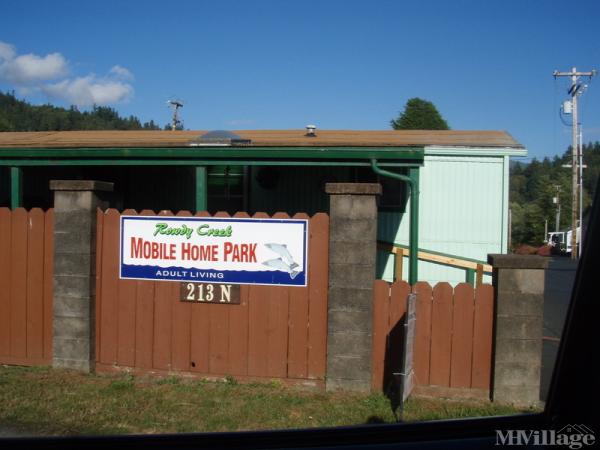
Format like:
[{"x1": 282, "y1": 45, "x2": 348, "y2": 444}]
[
  {"x1": 287, "y1": 284, "x2": 308, "y2": 378},
  {"x1": 134, "y1": 280, "x2": 155, "y2": 369},
  {"x1": 26, "y1": 209, "x2": 45, "y2": 360},
  {"x1": 267, "y1": 286, "x2": 289, "y2": 378},
  {"x1": 413, "y1": 282, "x2": 433, "y2": 386},
  {"x1": 247, "y1": 284, "x2": 270, "y2": 377},
  {"x1": 98, "y1": 209, "x2": 120, "y2": 364},
  {"x1": 43, "y1": 209, "x2": 53, "y2": 360},
  {"x1": 472, "y1": 284, "x2": 494, "y2": 389},
  {"x1": 116, "y1": 210, "x2": 138, "y2": 367},
  {"x1": 0, "y1": 208, "x2": 12, "y2": 357},
  {"x1": 10, "y1": 208, "x2": 28, "y2": 359},
  {"x1": 450, "y1": 283, "x2": 474, "y2": 388},
  {"x1": 307, "y1": 213, "x2": 328, "y2": 379},
  {"x1": 371, "y1": 280, "x2": 390, "y2": 391},
  {"x1": 94, "y1": 209, "x2": 104, "y2": 362},
  {"x1": 152, "y1": 279, "x2": 173, "y2": 370},
  {"x1": 208, "y1": 302, "x2": 230, "y2": 375},
  {"x1": 287, "y1": 213, "x2": 310, "y2": 379},
  {"x1": 429, "y1": 282, "x2": 453, "y2": 387},
  {"x1": 117, "y1": 279, "x2": 137, "y2": 367},
  {"x1": 228, "y1": 285, "x2": 249, "y2": 376}
]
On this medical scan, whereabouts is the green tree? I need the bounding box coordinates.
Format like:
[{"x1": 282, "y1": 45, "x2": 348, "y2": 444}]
[
  {"x1": 0, "y1": 91, "x2": 161, "y2": 131},
  {"x1": 390, "y1": 97, "x2": 450, "y2": 130}
]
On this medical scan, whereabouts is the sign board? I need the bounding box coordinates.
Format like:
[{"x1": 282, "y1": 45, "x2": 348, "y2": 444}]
[
  {"x1": 180, "y1": 282, "x2": 240, "y2": 304},
  {"x1": 120, "y1": 216, "x2": 308, "y2": 286}
]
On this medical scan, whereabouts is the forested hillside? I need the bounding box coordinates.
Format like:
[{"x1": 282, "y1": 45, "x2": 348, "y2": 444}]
[
  {"x1": 0, "y1": 91, "x2": 160, "y2": 131},
  {"x1": 510, "y1": 143, "x2": 600, "y2": 246}
]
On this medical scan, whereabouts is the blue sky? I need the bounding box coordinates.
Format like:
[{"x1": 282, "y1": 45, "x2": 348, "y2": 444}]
[{"x1": 1, "y1": 0, "x2": 600, "y2": 160}]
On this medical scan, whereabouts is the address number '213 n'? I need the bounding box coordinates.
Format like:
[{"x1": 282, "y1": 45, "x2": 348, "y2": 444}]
[{"x1": 180, "y1": 282, "x2": 240, "y2": 304}]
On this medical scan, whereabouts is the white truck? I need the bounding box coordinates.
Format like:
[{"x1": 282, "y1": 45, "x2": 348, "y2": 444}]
[{"x1": 547, "y1": 227, "x2": 580, "y2": 254}]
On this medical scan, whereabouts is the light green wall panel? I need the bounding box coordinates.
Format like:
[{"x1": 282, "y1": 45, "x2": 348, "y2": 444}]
[{"x1": 377, "y1": 155, "x2": 508, "y2": 285}]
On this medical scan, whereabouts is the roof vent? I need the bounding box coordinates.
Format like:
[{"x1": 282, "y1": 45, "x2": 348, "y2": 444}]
[
  {"x1": 305, "y1": 124, "x2": 317, "y2": 137},
  {"x1": 189, "y1": 130, "x2": 251, "y2": 147}
]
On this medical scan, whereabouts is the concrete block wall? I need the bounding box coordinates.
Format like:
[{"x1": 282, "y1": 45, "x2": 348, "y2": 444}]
[
  {"x1": 325, "y1": 183, "x2": 381, "y2": 392},
  {"x1": 488, "y1": 254, "x2": 546, "y2": 407},
  {"x1": 51, "y1": 180, "x2": 113, "y2": 372}
]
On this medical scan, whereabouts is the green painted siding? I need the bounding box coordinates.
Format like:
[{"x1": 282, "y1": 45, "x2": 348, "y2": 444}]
[{"x1": 377, "y1": 155, "x2": 508, "y2": 285}]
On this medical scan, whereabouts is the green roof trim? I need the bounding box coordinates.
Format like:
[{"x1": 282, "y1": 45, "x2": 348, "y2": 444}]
[{"x1": 0, "y1": 146, "x2": 424, "y2": 167}]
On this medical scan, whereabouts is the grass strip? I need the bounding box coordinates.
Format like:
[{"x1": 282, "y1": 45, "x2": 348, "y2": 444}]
[{"x1": 0, "y1": 365, "x2": 526, "y2": 436}]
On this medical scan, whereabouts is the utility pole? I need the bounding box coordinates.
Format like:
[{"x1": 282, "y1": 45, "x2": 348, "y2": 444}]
[
  {"x1": 553, "y1": 185, "x2": 561, "y2": 233},
  {"x1": 553, "y1": 67, "x2": 596, "y2": 259},
  {"x1": 578, "y1": 127, "x2": 584, "y2": 253}
]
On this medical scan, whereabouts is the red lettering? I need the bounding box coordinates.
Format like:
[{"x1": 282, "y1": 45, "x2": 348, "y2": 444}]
[
  {"x1": 223, "y1": 242, "x2": 257, "y2": 262},
  {"x1": 199, "y1": 245, "x2": 211, "y2": 260},
  {"x1": 248, "y1": 243, "x2": 257, "y2": 262},
  {"x1": 181, "y1": 242, "x2": 191, "y2": 259},
  {"x1": 224, "y1": 242, "x2": 233, "y2": 261},
  {"x1": 131, "y1": 237, "x2": 143, "y2": 258}
]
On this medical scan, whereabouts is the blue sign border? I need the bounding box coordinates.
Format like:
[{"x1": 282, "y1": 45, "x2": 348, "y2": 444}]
[{"x1": 119, "y1": 216, "x2": 309, "y2": 287}]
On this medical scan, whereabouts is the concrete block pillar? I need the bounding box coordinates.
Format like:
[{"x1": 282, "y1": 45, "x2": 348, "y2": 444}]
[
  {"x1": 50, "y1": 180, "x2": 113, "y2": 372},
  {"x1": 325, "y1": 183, "x2": 382, "y2": 392},
  {"x1": 488, "y1": 254, "x2": 547, "y2": 407}
]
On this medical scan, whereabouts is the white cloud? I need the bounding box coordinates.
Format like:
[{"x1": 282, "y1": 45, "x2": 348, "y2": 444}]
[
  {"x1": 109, "y1": 65, "x2": 134, "y2": 81},
  {"x1": 0, "y1": 41, "x2": 68, "y2": 84},
  {"x1": 42, "y1": 75, "x2": 133, "y2": 107},
  {"x1": 0, "y1": 41, "x2": 16, "y2": 61},
  {"x1": 0, "y1": 41, "x2": 134, "y2": 107}
]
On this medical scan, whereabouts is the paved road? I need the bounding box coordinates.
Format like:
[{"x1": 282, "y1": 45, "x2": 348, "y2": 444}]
[{"x1": 540, "y1": 257, "x2": 577, "y2": 401}]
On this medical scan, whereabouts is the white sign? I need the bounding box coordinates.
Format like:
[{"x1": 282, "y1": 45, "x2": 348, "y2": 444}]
[{"x1": 120, "y1": 216, "x2": 308, "y2": 286}]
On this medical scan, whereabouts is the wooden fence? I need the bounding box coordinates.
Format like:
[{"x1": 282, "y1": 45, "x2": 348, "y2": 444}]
[
  {"x1": 0, "y1": 208, "x2": 53, "y2": 366},
  {"x1": 95, "y1": 209, "x2": 329, "y2": 384},
  {"x1": 372, "y1": 280, "x2": 494, "y2": 395}
]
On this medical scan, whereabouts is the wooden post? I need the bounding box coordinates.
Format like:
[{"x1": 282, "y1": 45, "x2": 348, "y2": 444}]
[
  {"x1": 476, "y1": 263, "x2": 484, "y2": 288},
  {"x1": 395, "y1": 247, "x2": 405, "y2": 282}
]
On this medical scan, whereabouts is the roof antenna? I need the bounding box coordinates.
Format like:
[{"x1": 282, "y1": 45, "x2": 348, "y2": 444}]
[{"x1": 167, "y1": 99, "x2": 184, "y2": 131}]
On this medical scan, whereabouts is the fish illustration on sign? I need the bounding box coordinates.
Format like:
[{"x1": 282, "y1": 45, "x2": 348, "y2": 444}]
[
  {"x1": 262, "y1": 258, "x2": 299, "y2": 280},
  {"x1": 264, "y1": 243, "x2": 299, "y2": 270}
]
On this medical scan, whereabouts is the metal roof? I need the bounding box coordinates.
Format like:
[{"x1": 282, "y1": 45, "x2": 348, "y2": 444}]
[{"x1": 0, "y1": 129, "x2": 523, "y2": 149}]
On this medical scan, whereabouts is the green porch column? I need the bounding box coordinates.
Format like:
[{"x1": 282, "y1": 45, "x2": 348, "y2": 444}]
[
  {"x1": 408, "y1": 167, "x2": 420, "y2": 285},
  {"x1": 195, "y1": 166, "x2": 207, "y2": 212},
  {"x1": 10, "y1": 166, "x2": 22, "y2": 209}
]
